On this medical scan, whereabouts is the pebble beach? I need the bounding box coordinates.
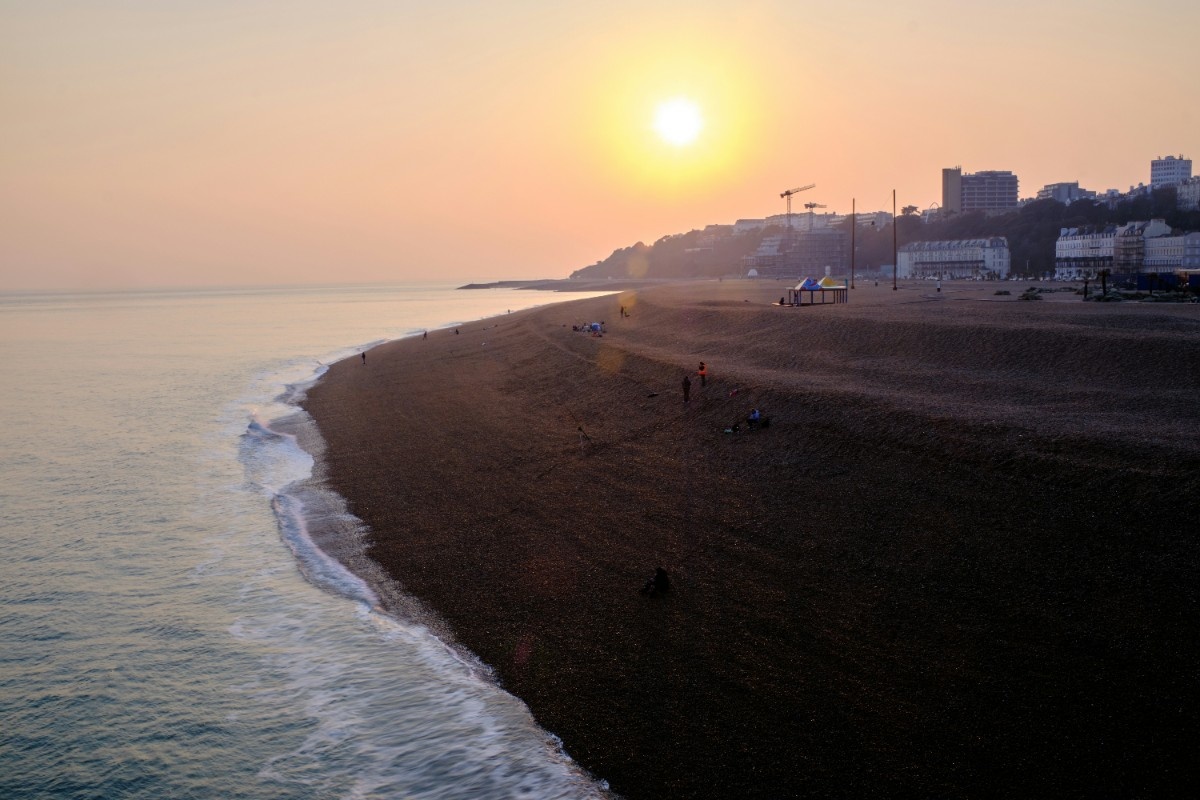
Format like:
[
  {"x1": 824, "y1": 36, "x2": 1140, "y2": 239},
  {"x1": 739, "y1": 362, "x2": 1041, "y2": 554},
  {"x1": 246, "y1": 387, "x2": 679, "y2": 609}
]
[{"x1": 302, "y1": 280, "x2": 1200, "y2": 798}]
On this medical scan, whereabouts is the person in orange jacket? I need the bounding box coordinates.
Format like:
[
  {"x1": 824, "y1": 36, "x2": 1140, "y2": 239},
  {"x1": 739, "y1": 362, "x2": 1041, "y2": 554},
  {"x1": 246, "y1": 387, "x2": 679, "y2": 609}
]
[{"x1": 697, "y1": 361, "x2": 708, "y2": 387}]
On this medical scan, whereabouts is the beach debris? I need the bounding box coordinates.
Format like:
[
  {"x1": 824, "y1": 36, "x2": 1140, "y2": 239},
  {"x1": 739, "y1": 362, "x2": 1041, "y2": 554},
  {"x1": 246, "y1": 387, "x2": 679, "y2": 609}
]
[
  {"x1": 640, "y1": 567, "x2": 670, "y2": 597},
  {"x1": 746, "y1": 409, "x2": 768, "y2": 429}
]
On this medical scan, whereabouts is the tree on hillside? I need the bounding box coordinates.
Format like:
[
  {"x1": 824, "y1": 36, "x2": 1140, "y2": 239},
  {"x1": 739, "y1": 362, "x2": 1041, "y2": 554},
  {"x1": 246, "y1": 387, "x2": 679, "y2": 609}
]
[{"x1": 569, "y1": 228, "x2": 765, "y2": 280}]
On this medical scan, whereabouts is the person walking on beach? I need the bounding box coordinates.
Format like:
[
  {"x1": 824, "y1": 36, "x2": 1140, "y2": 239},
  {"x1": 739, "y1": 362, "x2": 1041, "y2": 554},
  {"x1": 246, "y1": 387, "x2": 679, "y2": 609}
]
[
  {"x1": 698, "y1": 362, "x2": 707, "y2": 387},
  {"x1": 682, "y1": 375, "x2": 692, "y2": 402},
  {"x1": 361, "y1": 352, "x2": 366, "y2": 364}
]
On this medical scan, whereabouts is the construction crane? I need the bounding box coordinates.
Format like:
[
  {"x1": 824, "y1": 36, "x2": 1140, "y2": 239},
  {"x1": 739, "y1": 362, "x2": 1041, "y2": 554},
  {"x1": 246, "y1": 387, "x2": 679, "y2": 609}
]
[
  {"x1": 780, "y1": 184, "x2": 815, "y2": 229},
  {"x1": 803, "y1": 201, "x2": 827, "y2": 231}
]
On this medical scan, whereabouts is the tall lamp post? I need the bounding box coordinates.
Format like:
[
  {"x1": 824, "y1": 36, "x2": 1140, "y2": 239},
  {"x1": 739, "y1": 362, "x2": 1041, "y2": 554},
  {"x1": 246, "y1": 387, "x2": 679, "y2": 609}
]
[
  {"x1": 850, "y1": 198, "x2": 856, "y2": 289},
  {"x1": 892, "y1": 189, "x2": 898, "y2": 291}
]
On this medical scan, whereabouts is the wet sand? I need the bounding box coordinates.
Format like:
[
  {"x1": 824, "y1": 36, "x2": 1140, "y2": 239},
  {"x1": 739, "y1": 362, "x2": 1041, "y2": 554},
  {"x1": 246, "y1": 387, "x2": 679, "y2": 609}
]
[{"x1": 302, "y1": 280, "x2": 1200, "y2": 798}]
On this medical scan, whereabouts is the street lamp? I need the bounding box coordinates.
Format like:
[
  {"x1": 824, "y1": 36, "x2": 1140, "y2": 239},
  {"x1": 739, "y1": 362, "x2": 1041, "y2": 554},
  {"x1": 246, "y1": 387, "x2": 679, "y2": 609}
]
[
  {"x1": 892, "y1": 189, "x2": 898, "y2": 291},
  {"x1": 850, "y1": 198, "x2": 856, "y2": 289}
]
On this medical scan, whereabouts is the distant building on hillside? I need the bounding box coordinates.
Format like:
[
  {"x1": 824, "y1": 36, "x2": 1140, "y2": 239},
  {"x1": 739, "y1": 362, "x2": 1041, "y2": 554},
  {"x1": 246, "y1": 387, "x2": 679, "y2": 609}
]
[
  {"x1": 941, "y1": 168, "x2": 962, "y2": 214},
  {"x1": 897, "y1": 238, "x2": 1010, "y2": 280},
  {"x1": 1056, "y1": 220, "x2": 1174, "y2": 278},
  {"x1": 1036, "y1": 182, "x2": 1097, "y2": 205},
  {"x1": 942, "y1": 167, "x2": 1019, "y2": 215},
  {"x1": 1115, "y1": 219, "x2": 1173, "y2": 272},
  {"x1": 1143, "y1": 233, "x2": 1189, "y2": 271},
  {"x1": 827, "y1": 210, "x2": 894, "y2": 229},
  {"x1": 1182, "y1": 233, "x2": 1200, "y2": 269},
  {"x1": 736, "y1": 211, "x2": 891, "y2": 236},
  {"x1": 1151, "y1": 155, "x2": 1192, "y2": 187},
  {"x1": 742, "y1": 229, "x2": 848, "y2": 279},
  {"x1": 734, "y1": 218, "x2": 769, "y2": 234},
  {"x1": 1054, "y1": 226, "x2": 1120, "y2": 279},
  {"x1": 743, "y1": 235, "x2": 785, "y2": 271},
  {"x1": 772, "y1": 210, "x2": 895, "y2": 231},
  {"x1": 789, "y1": 229, "x2": 849, "y2": 277},
  {"x1": 1176, "y1": 176, "x2": 1200, "y2": 211}
]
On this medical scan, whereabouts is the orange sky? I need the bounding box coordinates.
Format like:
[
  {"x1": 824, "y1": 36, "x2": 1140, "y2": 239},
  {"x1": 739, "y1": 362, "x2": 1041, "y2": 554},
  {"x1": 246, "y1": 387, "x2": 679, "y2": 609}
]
[{"x1": 2, "y1": 0, "x2": 1196, "y2": 290}]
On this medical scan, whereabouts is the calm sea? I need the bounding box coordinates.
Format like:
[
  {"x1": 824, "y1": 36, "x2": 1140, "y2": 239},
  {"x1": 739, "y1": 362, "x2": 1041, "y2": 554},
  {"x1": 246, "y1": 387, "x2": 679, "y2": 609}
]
[{"x1": 0, "y1": 283, "x2": 614, "y2": 800}]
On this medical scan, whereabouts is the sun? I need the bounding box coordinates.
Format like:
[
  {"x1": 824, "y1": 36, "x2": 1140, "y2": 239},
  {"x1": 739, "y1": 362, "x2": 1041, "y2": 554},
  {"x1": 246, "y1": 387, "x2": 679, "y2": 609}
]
[{"x1": 653, "y1": 98, "x2": 703, "y2": 146}]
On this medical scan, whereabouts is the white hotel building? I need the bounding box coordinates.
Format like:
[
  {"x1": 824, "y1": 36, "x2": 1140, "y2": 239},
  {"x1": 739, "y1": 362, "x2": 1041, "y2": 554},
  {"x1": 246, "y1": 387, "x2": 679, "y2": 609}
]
[
  {"x1": 1151, "y1": 155, "x2": 1192, "y2": 188},
  {"x1": 1143, "y1": 234, "x2": 1189, "y2": 271},
  {"x1": 1055, "y1": 220, "x2": 1190, "y2": 277},
  {"x1": 897, "y1": 238, "x2": 1010, "y2": 280},
  {"x1": 1054, "y1": 226, "x2": 1120, "y2": 279}
]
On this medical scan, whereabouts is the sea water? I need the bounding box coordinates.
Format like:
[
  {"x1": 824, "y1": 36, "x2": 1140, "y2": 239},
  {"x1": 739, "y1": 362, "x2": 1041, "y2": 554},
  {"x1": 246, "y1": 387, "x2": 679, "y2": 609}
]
[{"x1": 0, "y1": 283, "x2": 614, "y2": 799}]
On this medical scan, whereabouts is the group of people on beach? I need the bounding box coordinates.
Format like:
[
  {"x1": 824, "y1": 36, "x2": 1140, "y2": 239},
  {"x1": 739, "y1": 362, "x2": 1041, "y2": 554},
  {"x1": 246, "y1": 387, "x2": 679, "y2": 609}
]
[
  {"x1": 681, "y1": 359, "x2": 769, "y2": 432},
  {"x1": 572, "y1": 321, "x2": 606, "y2": 336}
]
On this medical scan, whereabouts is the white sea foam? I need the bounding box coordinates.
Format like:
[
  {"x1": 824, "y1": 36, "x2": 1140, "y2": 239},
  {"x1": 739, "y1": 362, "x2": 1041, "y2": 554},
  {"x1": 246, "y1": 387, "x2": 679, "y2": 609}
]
[{"x1": 269, "y1": 491, "x2": 380, "y2": 609}]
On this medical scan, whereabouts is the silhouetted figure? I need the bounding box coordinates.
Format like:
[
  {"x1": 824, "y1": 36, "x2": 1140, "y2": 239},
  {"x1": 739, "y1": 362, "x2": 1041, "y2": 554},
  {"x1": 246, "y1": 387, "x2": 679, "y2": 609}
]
[
  {"x1": 698, "y1": 361, "x2": 707, "y2": 387},
  {"x1": 423, "y1": 330, "x2": 427, "y2": 339},
  {"x1": 682, "y1": 375, "x2": 691, "y2": 402},
  {"x1": 455, "y1": 328, "x2": 460, "y2": 335},
  {"x1": 640, "y1": 567, "x2": 671, "y2": 596},
  {"x1": 361, "y1": 352, "x2": 366, "y2": 364}
]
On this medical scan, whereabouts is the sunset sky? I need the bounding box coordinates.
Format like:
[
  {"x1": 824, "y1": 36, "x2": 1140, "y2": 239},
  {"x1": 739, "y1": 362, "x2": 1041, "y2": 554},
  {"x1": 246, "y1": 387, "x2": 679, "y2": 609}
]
[{"x1": 2, "y1": 0, "x2": 1196, "y2": 291}]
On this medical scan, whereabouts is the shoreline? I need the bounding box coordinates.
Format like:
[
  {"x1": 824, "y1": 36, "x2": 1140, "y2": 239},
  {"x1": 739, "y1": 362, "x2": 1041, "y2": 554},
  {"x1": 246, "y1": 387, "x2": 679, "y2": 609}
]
[{"x1": 301, "y1": 280, "x2": 1200, "y2": 798}]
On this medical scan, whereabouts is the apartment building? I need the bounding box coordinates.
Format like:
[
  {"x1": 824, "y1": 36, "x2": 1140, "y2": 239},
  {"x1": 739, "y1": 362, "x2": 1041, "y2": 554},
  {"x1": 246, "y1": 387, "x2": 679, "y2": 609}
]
[
  {"x1": 897, "y1": 238, "x2": 1010, "y2": 280},
  {"x1": 1115, "y1": 220, "x2": 1173, "y2": 271},
  {"x1": 1055, "y1": 226, "x2": 1119, "y2": 279},
  {"x1": 1036, "y1": 182, "x2": 1097, "y2": 204},
  {"x1": 942, "y1": 167, "x2": 1019, "y2": 214},
  {"x1": 1151, "y1": 155, "x2": 1192, "y2": 187}
]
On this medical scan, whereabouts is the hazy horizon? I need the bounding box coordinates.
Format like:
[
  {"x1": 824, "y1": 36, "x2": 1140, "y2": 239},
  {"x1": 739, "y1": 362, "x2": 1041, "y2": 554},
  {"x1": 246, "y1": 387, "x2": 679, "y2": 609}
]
[{"x1": 2, "y1": 0, "x2": 1196, "y2": 291}]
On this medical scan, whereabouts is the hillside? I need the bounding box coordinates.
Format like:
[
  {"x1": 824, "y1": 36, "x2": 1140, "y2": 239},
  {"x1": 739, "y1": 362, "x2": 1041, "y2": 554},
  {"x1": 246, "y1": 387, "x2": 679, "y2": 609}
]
[{"x1": 571, "y1": 186, "x2": 1200, "y2": 281}]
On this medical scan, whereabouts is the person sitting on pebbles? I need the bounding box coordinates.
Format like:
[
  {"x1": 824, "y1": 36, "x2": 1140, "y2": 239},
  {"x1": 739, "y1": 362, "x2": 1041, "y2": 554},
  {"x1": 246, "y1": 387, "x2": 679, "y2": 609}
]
[{"x1": 640, "y1": 567, "x2": 671, "y2": 597}]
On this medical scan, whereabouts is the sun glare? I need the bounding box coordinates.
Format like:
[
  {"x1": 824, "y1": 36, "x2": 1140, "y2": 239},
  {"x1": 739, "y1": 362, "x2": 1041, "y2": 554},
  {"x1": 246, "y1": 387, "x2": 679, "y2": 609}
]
[
  {"x1": 581, "y1": 38, "x2": 765, "y2": 195},
  {"x1": 653, "y1": 98, "x2": 703, "y2": 146}
]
